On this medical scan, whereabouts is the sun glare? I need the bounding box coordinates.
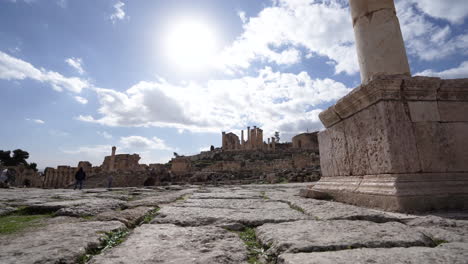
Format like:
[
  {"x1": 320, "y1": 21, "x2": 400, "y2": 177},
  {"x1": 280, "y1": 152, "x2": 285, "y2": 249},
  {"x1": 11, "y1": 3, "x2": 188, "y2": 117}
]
[{"x1": 163, "y1": 20, "x2": 218, "y2": 72}]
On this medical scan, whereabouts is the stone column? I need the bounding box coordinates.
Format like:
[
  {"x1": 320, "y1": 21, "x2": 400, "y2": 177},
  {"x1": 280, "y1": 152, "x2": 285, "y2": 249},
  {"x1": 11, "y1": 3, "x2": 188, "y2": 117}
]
[
  {"x1": 109, "y1": 146, "x2": 117, "y2": 171},
  {"x1": 247, "y1": 127, "x2": 251, "y2": 150},
  {"x1": 350, "y1": 0, "x2": 410, "y2": 84},
  {"x1": 241, "y1": 130, "x2": 245, "y2": 146}
]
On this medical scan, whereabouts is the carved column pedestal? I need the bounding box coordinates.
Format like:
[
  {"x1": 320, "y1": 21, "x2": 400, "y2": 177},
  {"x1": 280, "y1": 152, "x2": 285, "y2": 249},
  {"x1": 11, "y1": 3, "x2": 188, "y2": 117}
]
[{"x1": 302, "y1": 76, "x2": 468, "y2": 212}]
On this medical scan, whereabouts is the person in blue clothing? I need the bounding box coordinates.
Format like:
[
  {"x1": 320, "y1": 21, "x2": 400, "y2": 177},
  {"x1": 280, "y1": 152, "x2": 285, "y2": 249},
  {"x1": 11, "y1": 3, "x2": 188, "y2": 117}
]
[{"x1": 74, "y1": 167, "x2": 86, "y2": 190}]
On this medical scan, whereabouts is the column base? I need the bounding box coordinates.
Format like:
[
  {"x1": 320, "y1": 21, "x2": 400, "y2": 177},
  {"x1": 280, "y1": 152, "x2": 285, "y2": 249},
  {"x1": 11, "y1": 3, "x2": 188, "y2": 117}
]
[
  {"x1": 310, "y1": 76, "x2": 468, "y2": 212},
  {"x1": 301, "y1": 173, "x2": 468, "y2": 212}
]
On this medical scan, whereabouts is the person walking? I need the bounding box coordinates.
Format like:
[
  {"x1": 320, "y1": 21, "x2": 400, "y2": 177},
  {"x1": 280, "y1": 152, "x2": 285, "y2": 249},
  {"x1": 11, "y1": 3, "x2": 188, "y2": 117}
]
[{"x1": 74, "y1": 167, "x2": 86, "y2": 190}]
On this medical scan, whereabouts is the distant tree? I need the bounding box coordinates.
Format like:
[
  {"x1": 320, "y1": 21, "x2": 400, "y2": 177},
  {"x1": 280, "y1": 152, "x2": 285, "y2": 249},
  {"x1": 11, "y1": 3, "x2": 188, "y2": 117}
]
[
  {"x1": 274, "y1": 131, "x2": 280, "y2": 143},
  {"x1": 0, "y1": 149, "x2": 33, "y2": 167},
  {"x1": 27, "y1": 163, "x2": 38, "y2": 172},
  {"x1": 0, "y1": 150, "x2": 11, "y2": 166},
  {"x1": 173, "y1": 152, "x2": 180, "y2": 158},
  {"x1": 12, "y1": 149, "x2": 29, "y2": 166},
  {"x1": 210, "y1": 145, "x2": 215, "y2": 151}
]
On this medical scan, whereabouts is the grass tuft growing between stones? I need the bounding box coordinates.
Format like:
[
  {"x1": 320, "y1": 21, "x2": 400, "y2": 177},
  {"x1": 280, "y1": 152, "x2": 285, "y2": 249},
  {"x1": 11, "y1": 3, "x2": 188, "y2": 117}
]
[
  {"x1": 140, "y1": 208, "x2": 160, "y2": 225},
  {"x1": 289, "y1": 203, "x2": 305, "y2": 214},
  {"x1": 78, "y1": 229, "x2": 129, "y2": 263},
  {"x1": 235, "y1": 227, "x2": 270, "y2": 264},
  {"x1": 260, "y1": 191, "x2": 269, "y2": 200}
]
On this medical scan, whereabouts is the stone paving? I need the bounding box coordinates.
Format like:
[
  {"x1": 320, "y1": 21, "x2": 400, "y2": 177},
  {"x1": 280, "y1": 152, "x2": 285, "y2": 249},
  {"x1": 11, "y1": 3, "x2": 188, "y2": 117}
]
[{"x1": 0, "y1": 183, "x2": 467, "y2": 263}]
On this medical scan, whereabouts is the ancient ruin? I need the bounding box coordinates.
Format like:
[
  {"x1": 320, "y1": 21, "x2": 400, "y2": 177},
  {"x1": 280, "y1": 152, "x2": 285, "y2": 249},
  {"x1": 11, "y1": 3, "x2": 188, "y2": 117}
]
[{"x1": 301, "y1": 0, "x2": 468, "y2": 212}]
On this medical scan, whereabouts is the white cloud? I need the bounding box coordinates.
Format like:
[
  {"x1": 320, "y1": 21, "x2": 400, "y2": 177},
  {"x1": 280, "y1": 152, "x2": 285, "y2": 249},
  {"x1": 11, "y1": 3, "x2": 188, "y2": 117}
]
[
  {"x1": 395, "y1": 1, "x2": 468, "y2": 62},
  {"x1": 407, "y1": 0, "x2": 468, "y2": 24},
  {"x1": 416, "y1": 61, "x2": 468, "y2": 79},
  {"x1": 217, "y1": 0, "x2": 357, "y2": 75},
  {"x1": 97, "y1": 131, "x2": 113, "y2": 139},
  {"x1": 74, "y1": 96, "x2": 88, "y2": 104},
  {"x1": 78, "y1": 67, "x2": 351, "y2": 136},
  {"x1": 0, "y1": 51, "x2": 89, "y2": 93},
  {"x1": 120, "y1": 136, "x2": 172, "y2": 151},
  {"x1": 238, "y1": 11, "x2": 247, "y2": 23},
  {"x1": 26, "y1": 118, "x2": 45, "y2": 124},
  {"x1": 110, "y1": 1, "x2": 127, "y2": 23},
  {"x1": 65, "y1": 57, "x2": 85, "y2": 75}
]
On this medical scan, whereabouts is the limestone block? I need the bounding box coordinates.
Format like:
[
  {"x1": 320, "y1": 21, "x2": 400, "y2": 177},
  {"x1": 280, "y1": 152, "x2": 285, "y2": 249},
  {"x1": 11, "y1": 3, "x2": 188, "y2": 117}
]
[
  {"x1": 317, "y1": 131, "x2": 334, "y2": 177},
  {"x1": 318, "y1": 122, "x2": 350, "y2": 177},
  {"x1": 438, "y1": 79, "x2": 468, "y2": 101},
  {"x1": 334, "y1": 77, "x2": 402, "y2": 119},
  {"x1": 318, "y1": 105, "x2": 341, "y2": 128},
  {"x1": 413, "y1": 122, "x2": 450, "y2": 172},
  {"x1": 443, "y1": 122, "x2": 468, "y2": 172},
  {"x1": 403, "y1": 76, "x2": 441, "y2": 100},
  {"x1": 408, "y1": 101, "x2": 440, "y2": 122},
  {"x1": 343, "y1": 109, "x2": 371, "y2": 176},
  {"x1": 313, "y1": 173, "x2": 468, "y2": 212},
  {"x1": 374, "y1": 101, "x2": 420, "y2": 174},
  {"x1": 438, "y1": 101, "x2": 468, "y2": 122},
  {"x1": 352, "y1": 4, "x2": 410, "y2": 83}
]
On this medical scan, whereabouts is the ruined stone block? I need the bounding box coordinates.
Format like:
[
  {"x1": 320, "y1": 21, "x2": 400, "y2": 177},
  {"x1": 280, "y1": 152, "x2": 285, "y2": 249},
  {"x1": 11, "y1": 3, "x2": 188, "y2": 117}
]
[
  {"x1": 438, "y1": 101, "x2": 468, "y2": 122},
  {"x1": 408, "y1": 101, "x2": 440, "y2": 122}
]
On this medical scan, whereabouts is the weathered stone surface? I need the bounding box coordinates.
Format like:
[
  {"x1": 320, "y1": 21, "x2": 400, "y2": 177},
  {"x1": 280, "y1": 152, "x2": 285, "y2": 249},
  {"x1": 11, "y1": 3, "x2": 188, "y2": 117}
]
[
  {"x1": 191, "y1": 190, "x2": 264, "y2": 200},
  {"x1": 438, "y1": 101, "x2": 468, "y2": 122},
  {"x1": 152, "y1": 205, "x2": 308, "y2": 227},
  {"x1": 256, "y1": 220, "x2": 434, "y2": 255},
  {"x1": 126, "y1": 189, "x2": 196, "y2": 208},
  {"x1": 173, "y1": 198, "x2": 290, "y2": 210},
  {"x1": 318, "y1": 105, "x2": 341, "y2": 128},
  {"x1": 350, "y1": 0, "x2": 410, "y2": 83},
  {"x1": 405, "y1": 215, "x2": 468, "y2": 243},
  {"x1": 403, "y1": 76, "x2": 441, "y2": 100},
  {"x1": 408, "y1": 101, "x2": 440, "y2": 122},
  {"x1": 89, "y1": 224, "x2": 248, "y2": 264},
  {"x1": 27, "y1": 198, "x2": 126, "y2": 216},
  {"x1": 0, "y1": 221, "x2": 125, "y2": 264},
  {"x1": 96, "y1": 206, "x2": 154, "y2": 227},
  {"x1": 0, "y1": 205, "x2": 16, "y2": 216},
  {"x1": 278, "y1": 243, "x2": 468, "y2": 264}
]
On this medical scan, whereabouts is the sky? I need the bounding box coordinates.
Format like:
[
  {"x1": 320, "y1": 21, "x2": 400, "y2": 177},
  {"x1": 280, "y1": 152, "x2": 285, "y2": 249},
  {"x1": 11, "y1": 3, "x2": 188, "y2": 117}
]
[{"x1": 1, "y1": 0, "x2": 467, "y2": 169}]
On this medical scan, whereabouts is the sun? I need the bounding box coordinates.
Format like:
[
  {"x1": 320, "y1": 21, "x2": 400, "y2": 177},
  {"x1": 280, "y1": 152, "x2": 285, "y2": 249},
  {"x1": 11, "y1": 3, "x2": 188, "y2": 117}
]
[{"x1": 163, "y1": 20, "x2": 218, "y2": 72}]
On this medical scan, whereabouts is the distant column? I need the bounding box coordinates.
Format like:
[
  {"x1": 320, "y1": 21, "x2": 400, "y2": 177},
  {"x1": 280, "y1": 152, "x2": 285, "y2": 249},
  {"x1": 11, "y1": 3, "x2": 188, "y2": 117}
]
[
  {"x1": 241, "y1": 130, "x2": 245, "y2": 146},
  {"x1": 110, "y1": 146, "x2": 117, "y2": 171},
  {"x1": 247, "y1": 127, "x2": 251, "y2": 149}
]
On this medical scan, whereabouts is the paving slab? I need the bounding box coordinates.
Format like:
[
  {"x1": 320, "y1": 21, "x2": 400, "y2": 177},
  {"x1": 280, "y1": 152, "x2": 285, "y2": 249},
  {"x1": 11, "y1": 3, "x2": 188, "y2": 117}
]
[
  {"x1": 278, "y1": 242, "x2": 468, "y2": 264},
  {"x1": 405, "y1": 215, "x2": 468, "y2": 243},
  {"x1": 126, "y1": 189, "x2": 197, "y2": 208},
  {"x1": 96, "y1": 206, "x2": 155, "y2": 227},
  {"x1": 172, "y1": 198, "x2": 290, "y2": 210},
  {"x1": 90, "y1": 224, "x2": 248, "y2": 264},
  {"x1": 266, "y1": 191, "x2": 414, "y2": 223},
  {"x1": 0, "y1": 220, "x2": 125, "y2": 264},
  {"x1": 152, "y1": 206, "x2": 308, "y2": 227},
  {"x1": 256, "y1": 220, "x2": 435, "y2": 256}
]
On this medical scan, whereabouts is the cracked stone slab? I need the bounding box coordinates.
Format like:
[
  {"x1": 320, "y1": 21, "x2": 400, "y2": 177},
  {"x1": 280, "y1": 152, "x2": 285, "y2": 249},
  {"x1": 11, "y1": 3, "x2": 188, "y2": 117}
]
[
  {"x1": 126, "y1": 189, "x2": 197, "y2": 208},
  {"x1": 152, "y1": 206, "x2": 308, "y2": 227},
  {"x1": 278, "y1": 242, "x2": 468, "y2": 264},
  {"x1": 0, "y1": 220, "x2": 125, "y2": 264},
  {"x1": 172, "y1": 198, "x2": 290, "y2": 210},
  {"x1": 256, "y1": 220, "x2": 434, "y2": 256},
  {"x1": 96, "y1": 206, "x2": 155, "y2": 227},
  {"x1": 267, "y1": 193, "x2": 413, "y2": 223},
  {"x1": 405, "y1": 215, "x2": 468, "y2": 243},
  {"x1": 25, "y1": 198, "x2": 127, "y2": 216},
  {"x1": 191, "y1": 192, "x2": 264, "y2": 199},
  {"x1": 89, "y1": 224, "x2": 248, "y2": 264}
]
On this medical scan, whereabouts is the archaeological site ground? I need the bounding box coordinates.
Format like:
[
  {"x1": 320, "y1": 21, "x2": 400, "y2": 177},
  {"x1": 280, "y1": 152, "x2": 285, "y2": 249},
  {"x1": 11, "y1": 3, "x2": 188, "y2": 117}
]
[{"x1": 1, "y1": 0, "x2": 468, "y2": 263}]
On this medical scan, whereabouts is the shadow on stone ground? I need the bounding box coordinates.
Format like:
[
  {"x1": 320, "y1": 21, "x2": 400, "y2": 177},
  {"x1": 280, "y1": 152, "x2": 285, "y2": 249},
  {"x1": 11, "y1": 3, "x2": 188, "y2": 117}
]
[{"x1": 0, "y1": 183, "x2": 467, "y2": 264}]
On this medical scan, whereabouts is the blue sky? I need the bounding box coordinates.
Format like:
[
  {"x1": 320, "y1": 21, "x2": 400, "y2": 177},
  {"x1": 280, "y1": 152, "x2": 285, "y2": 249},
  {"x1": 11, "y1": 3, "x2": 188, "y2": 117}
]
[{"x1": 1, "y1": 0, "x2": 467, "y2": 169}]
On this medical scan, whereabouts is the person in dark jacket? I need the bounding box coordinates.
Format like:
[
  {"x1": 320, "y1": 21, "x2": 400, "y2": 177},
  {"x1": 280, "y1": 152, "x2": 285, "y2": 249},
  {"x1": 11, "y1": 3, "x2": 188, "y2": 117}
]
[{"x1": 74, "y1": 167, "x2": 86, "y2": 190}]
